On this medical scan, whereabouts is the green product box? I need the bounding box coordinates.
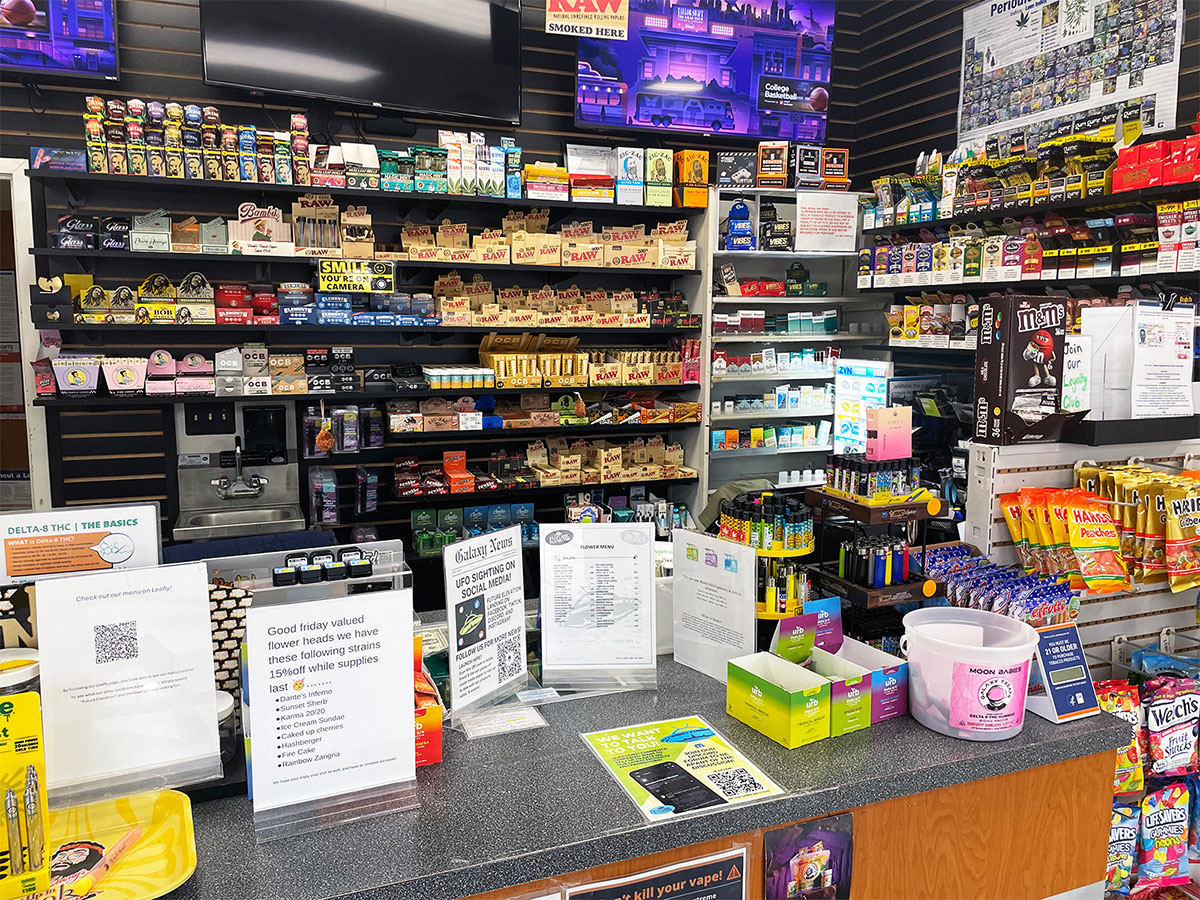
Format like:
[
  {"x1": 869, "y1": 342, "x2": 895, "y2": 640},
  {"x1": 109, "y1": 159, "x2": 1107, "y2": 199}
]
[
  {"x1": 726, "y1": 652, "x2": 830, "y2": 749},
  {"x1": 809, "y1": 647, "x2": 873, "y2": 737},
  {"x1": 411, "y1": 508, "x2": 437, "y2": 532},
  {"x1": 644, "y1": 148, "x2": 674, "y2": 207},
  {"x1": 437, "y1": 508, "x2": 464, "y2": 532}
]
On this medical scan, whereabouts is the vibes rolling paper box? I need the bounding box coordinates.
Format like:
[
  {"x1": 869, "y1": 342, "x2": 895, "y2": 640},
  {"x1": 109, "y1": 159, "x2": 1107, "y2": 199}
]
[{"x1": 727, "y1": 653, "x2": 830, "y2": 749}]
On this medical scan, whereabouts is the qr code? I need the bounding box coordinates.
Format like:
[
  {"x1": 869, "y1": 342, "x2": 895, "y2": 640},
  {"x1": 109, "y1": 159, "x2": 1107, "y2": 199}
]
[
  {"x1": 94, "y1": 621, "x2": 138, "y2": 665},
  {"x1": 706, "y1": 767, "x2": 765, "y2": 799},
  {"x1": 496, "y1": 630, "x2": 524, "y2": 682}
]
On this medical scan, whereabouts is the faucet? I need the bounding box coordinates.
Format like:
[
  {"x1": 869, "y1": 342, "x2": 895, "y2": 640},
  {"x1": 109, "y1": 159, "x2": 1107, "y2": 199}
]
[{"x1": 211, "y1": 436, "x2": 269, "y2": 500}]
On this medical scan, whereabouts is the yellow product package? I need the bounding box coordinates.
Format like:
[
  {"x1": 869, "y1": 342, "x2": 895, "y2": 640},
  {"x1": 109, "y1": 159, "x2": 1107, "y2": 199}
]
[
  {"x1": 1019, "y1": 490, "x2": 1051, "y2": 575},
  {"x1": 1066, "y1": 495, "x2": 1130, "y2": 595},
  {"x1": 1049, "y1": 492, "x2": 1085, "y2": 591},
  {"x1": 1075, "y1": 463, "x2": 1101, "y2": 495},
  {"x1": 0, "y1": 692, "x2": 49, "y2": 900},
  {"x1": 1139, "y1": 479, "x2": 1169, "y2": 586},
  {"x1": 1113, "y1": 471, "x2": 1144, "y2": 575},
  {"x1": 999, "y1": 492, "x2": 1034, "y2": 573},
  {"x1": 1164, "y1": 483, "x2": 1200, "y2": 593}
]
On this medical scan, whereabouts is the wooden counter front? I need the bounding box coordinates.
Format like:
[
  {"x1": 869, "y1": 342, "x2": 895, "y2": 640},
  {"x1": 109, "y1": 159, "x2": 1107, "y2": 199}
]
[{"x1": 466, "y1": 750, "x2": 1113, "y2": 900}]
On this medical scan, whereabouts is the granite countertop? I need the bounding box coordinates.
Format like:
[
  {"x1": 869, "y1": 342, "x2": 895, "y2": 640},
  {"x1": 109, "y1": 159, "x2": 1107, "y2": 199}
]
[{"x1": 169, "y1": 657, "x2": 1127, "y2": 900}]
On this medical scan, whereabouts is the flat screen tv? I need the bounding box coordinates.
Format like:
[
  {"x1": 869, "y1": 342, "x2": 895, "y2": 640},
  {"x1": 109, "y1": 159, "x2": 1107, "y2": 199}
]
[
  {"x1": 0, "y1": 0, "x2": 118, "y2": 81},
  {"x1": 199, "y1": 0, "x2": 522, "y2": 126},
  {"x1": 576, "y1": 0, "x2": 836, "y2": 141}
]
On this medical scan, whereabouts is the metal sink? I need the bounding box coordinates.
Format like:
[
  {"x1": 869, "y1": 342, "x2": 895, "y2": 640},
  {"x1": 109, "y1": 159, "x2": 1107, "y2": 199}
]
[{"x1": 173, "y1": 504, "x2": 305, "y2": 541}]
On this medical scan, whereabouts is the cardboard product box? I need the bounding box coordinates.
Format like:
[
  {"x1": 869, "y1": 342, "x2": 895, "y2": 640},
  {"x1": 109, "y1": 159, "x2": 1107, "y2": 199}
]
[
  {"x1": 727, "y1": 652, "x2": 830, "y2": 749},
  {"x1": 673, "y1": 149, "x2": 708, "y2": 208},
  {"x1": 835, "y1": 637, "x2": 908, "y2": 723},
  {"x1": 973, "y1": 294, "x2": 1082, "y2": 445},
  {"x1": 615, "y1": 147, "x2": 644, "y2": 206},
  {"x1": 644, "y1": 148, "x2": 673, "y2": 206},
  {"x1": 756, "y1": 141, "x2": 790, "y2": 187},
  {"x1": 865, "y1": 406, "x2": 913, "y2": 461},
  {"x1": 808, "y1": 647, "x2": 872, "y2": 737},
  {"x1": 716, "y1": 150, "x2": 756, "y2": 187}
]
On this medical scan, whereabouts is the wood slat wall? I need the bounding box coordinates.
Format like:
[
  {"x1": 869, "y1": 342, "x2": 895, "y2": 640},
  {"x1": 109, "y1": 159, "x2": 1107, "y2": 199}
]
[{"x1": 849, "y1": 0, "x2": 1200, "y2": 184}]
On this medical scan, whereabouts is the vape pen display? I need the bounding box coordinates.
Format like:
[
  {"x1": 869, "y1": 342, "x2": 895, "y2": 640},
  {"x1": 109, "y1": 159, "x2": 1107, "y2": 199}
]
[
  {"x1": 826, "y1": 453, "x2": 920, "y2": 504},
  {"x1": 717, "y1": 492, "x2": 814, "y2": 553},
  {"x1": 758, "y1": 557, "x2": 811, "y2": 615}
]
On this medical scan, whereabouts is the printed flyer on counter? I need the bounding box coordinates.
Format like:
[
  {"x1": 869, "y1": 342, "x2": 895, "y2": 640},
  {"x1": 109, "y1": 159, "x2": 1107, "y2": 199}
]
[
  {"x1": 582, "y1": 716, "x2": 781, "y2": 822},
  {"x1": 443, "y1": 525, "x2": 528, "y2": 714}
]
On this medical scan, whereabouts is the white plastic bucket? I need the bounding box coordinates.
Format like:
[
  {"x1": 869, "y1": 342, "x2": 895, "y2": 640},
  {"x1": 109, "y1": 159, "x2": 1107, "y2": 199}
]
[{"x1": 901, "y1": 606, "x2": 1039, "y2": 741}]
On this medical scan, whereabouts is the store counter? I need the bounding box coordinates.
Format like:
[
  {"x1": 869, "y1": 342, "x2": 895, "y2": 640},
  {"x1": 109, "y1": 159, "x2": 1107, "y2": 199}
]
[{"x1": 171, "y1": 658, "x2": 1126, "y2": 900}]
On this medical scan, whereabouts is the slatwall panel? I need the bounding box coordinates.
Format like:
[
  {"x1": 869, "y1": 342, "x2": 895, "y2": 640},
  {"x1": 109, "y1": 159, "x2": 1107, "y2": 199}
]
[
  {"x1": 0, "y1": 0, "x2": 862, "y2": 161},
  {"x1": 850, "y1": 0, "x2": 1200, "y2": 185},
  {"x1": 964, "y1": 439, "x2": 1200, "y2": 674}
]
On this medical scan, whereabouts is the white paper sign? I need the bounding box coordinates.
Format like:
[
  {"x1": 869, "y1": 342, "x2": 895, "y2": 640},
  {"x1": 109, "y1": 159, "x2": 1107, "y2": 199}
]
[
  {"x1": 1132, "y1": 300, "x2": 1194, "y2": 419},
  {"x1": 539, "y1": 523, "x2": 656, "y2": 686},
  {"x1": 36, "y1": 562, "x2": 220, "y2": 801},
  {"x1": 444, "y1": 526, "x2": 527, "y2": 713},
  {"x1": 0, "y1": 503, "x2": 161, "y2": 582},
  {"x1": 794, "y1": 191, "x2": 859, "y2": 252},
  {"x1": 671, "y1": 531, "x2": 756, "y2": 684},
  {"x1": 1061, "y1": 335, "x2": 1092, "y2": 414},
  {"x1": 245, "y1": 589, "x2": 415, "y2": 811}
]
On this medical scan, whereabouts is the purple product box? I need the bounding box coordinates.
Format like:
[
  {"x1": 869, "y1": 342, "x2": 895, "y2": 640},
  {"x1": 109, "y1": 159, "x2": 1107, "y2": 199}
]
[
  {"x1": 836, "y1": 636, "x2": 908, "y2": 723},
  {"x1": 30, "y1": 148, "x2": 87, "y2": 171}
]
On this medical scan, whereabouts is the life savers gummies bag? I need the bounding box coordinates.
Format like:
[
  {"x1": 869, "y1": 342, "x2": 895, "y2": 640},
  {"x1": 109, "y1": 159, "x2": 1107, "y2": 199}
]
[
  {"x1": 1135, "y1": 785, "x2": 1190, "y2": 894},
  {"x1": 1143, "y1": 677, "x2": 1200, "y2": 778},
  {"x1": 1095, "y1": 680, "x2": 1145, "y2": 795},
  {"x1": 1066, "y1": 495, "x2": 1130, "y2": 594},
  {"x1": 1164, "y1": 483, "x2": 1200, "y2": 594},
  {"x1": 1107, "y1": 804, "x2": 1138, "y2": 897}
]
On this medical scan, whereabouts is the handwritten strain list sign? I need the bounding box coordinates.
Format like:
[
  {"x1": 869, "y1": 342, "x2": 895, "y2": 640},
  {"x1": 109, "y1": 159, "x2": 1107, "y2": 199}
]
[{"x1": 245, "y1": 589, "x2": 415, "y2": 811}]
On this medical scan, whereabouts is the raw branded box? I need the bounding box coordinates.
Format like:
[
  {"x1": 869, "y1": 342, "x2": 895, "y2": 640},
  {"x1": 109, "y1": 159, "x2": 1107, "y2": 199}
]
[{"x1": 973, "y1": 293, "x2": 1083, "y2": 444}]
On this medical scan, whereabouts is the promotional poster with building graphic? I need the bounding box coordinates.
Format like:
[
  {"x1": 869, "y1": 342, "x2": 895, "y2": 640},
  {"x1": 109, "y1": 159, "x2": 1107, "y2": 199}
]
[{"x1": 576, "y1": 0, "x2": 837, "y2": 140}]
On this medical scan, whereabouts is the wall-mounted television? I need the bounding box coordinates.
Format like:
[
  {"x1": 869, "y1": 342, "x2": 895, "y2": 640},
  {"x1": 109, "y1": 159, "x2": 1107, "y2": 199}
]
[
  {"x1": 0, "y1": 0, "x2": 119, "y2": 81},
  {"x1": 199, "y1": 0, "x2": 522, "y2": 126},
  {"x1": 576, "y1": 0, "x2": 836, "y2": 141}
]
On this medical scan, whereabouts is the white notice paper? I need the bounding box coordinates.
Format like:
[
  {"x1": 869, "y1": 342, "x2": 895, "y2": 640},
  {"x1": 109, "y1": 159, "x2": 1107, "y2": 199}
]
[
  {"x1": 245, "y1": 589, "x2": 415, "y2": 811},
  {"x1": 672, "y1": 530, "x2": 757, "y2": 684},
  {"x1": 444, "y1": 525, "x2": 527, "y2": 713},
  {"x1": 37, "y1": 562, "x2": 220, "y2": 802},
  {"x1": 1132, "y1": 300, "x2": 1195, "y2": 419},
  {"x1": 540, "y1": 523, "x2": 656, "y2": 688}
]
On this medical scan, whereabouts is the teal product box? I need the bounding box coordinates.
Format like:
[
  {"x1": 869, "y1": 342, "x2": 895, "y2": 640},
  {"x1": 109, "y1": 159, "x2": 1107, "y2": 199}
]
[
  {"x1": 487, "y1": 504, "x2": 512, "y2": 529},
  {"x1": 505, "y1": 145, "x2": 522, "y2": 199},
  {"x1": 464, "y1": 505, "x2": 489, "y2": 534},
  {"x1": 727, "y1": 652, "x2": 831, "y2": 749},
  {"x1": 809, "y1": 647, "x2": 873, "y2": 737},
  {"x1": 835, "y1": 636, "x2": 908, "y2": 723}
]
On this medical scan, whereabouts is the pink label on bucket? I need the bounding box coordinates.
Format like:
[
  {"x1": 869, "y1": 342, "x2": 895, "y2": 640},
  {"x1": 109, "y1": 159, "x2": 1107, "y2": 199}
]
[{"x1": 949, "y1": 660, "x2": 1030, "y2": 732}]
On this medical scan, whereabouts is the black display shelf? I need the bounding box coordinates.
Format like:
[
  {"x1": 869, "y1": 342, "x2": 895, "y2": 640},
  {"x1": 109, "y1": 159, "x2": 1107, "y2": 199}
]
[
  {"x1": 804, "y1": 488, "x2": 942, "y2": 525},
  {"x1": 29, "y1": 247, "x2": 698, "y2": 276},
  {"x1": 861, "y1": 182, "x2": 1197, "y2": 236},
  {"x1": 381, "y1": 476, "x2": 699, "y2": 509},
  {"x1": 28, "y1": 169, "x2": 706, "y2": 217},
  {"x1": 36, "y1": 321, "x2": 700, "y2": 337},
  {"x1": 871, "y1": 272, "x2": 1193, "y2": 293},
  {"x1": 1062, "y1": 414, "x2": 1200, "y2": 446},
  {"x1": 804, "y1": 565, "x2": 937, "y2": 609},
  {"x1": 33, "y1": 384, "x2": 700, "y2": 408}
]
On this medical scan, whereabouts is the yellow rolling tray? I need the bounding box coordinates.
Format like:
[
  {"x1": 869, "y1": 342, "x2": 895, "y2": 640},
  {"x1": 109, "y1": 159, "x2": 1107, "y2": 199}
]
[{"x1": 41, "y1": 791, "x2": 196, "y2": 900}]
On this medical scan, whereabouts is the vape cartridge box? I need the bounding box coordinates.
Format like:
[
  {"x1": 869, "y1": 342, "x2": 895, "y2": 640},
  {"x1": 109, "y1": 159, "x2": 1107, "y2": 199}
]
[
  {"x1": 0, "y1": 692, "x2": 50, "y2": 900},
  {"x1": 726, "y1": 652, "x2": 830, "y2": 749}
]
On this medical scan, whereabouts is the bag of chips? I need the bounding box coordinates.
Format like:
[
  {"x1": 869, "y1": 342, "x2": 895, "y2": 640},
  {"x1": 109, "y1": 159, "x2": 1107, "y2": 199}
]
[
  {"x1": 1108, "y1": 804, "x2": 1139, "y2": 897},
  {"x1": 1066, "y1": 495, "x2": 1130, "y2": 594},
  {"x1": 1019, "y1": 489, "x2": 1052, "y2": 576},
  {"x1": 1143, "y1": 677, "x2": 1200, "y2": 778},
  {"x1": 1135, "y1": 785, "x2": 1190, "y2": 894},
  {"x1": 999, "y1": 492, "x2": 1034, "y2": 574},
  {"x1": 1141, "y1": 479, "x2": 1170, "y2": 587},
  {"x1": 1095, "y1": 680, "x2": 1145, "y2": 795},
  {"x1": 1165, "y1": 483, "x2": 1200, "y2": 594}
]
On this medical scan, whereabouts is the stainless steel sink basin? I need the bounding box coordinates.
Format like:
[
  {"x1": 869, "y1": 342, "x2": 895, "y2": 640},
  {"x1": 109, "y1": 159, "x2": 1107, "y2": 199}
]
[{"x1": 173, "y1": 504, "x2": 305, "y2": 541}]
